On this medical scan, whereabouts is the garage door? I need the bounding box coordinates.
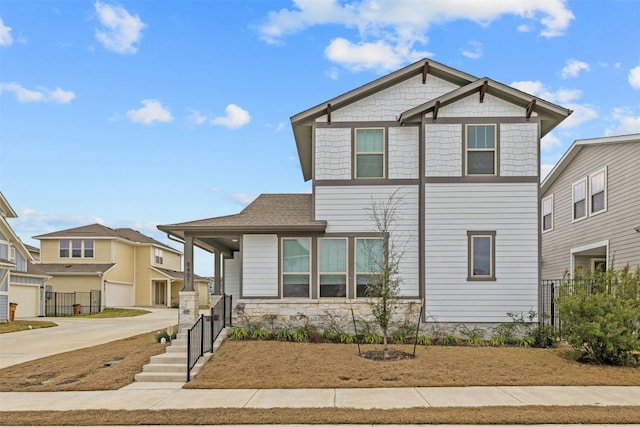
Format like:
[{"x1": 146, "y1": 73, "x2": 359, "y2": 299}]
[
  {"x1": 10, "y1": 284, "x2": 39, "y2": 318},
  {"x1": 105, "y1": 283, "x2": 134, "y2": 307}
]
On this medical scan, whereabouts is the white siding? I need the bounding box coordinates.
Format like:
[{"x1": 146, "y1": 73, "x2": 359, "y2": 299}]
[
  {"x1": 425, "y1": 182, "x2": 539, "y2": 322},
  {"x1": 315, "y1": 128, "x2": 351, "y2": 180},
  {"x1": 317, "y1": 75, "x2": 459, "y2": 122},
  {"x1": 242, "y1": 234, "x2": 278, "y2": 297},
  {"x1": 500, "y1": 123, "x2": 538, "y2": 177},
  {"x1": 425, "y1": 124, "x2": 462, "y2": 177},
  {"x1": 439, "y1": 93, "x2": 530, "y2": 118},
  {"x1": 388, "y1": 126, "x2": 419, "y2": 179},
  {"x1": 315, "y1": 185, "x2": 420, "y2": 296}
]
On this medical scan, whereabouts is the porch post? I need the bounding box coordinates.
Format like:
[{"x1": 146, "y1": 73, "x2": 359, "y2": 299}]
[
  {"x1": 179, "y1": 235, "x2": 199, "y2": 332},
  {"x1": 214, "y1": 250, "x2": 222, "y2": 294}
]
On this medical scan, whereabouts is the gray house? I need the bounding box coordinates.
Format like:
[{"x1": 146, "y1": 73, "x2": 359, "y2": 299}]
[
  {"x1": 541, "y1": 133, "x2": 640, "y2": 279},
  {"x1": 159, "y1": 59, "x2": 571, "y2": 329}
]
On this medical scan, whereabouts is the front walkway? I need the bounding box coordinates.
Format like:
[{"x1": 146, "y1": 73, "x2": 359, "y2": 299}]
[{"x1": 1, "y1": 384, "x2": 639, "y2": 411}]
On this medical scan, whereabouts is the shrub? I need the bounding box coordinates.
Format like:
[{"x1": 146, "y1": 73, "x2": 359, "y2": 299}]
[
  {"x1": 155, "y1": 330, "x2": 176, "y2": 343},
  {"x1": 252, "y1": 328, "x2": 271, "y2": 340},
  {"x1": 531, "y1": 324, "x2": 558, "y2": 348},
  {"x1": 557, "y1": 266, "x2": 640, "y2": 365},
  {"x1": 458, "y1": 324, "x2": 485, "y2": 346},
  {"x1": 440, "y1": 334, "x2": 458, "y2": 345},
  {"x1": 416, "y1": 335, "x2": 432, "y2": 345},
  {"x1": 339, "y1": 332, "x2": 355, "y2": 343},
  {"x1": 276, "y1": 328, "x2": 292, "y2": 341},
  {"x1": 229, "y1": 327, "x2": 248, "y2": 340},
  {"x1": 291, "y1": 327, "x2": 309, "y2": 342},
  {"x1": 363, "y1": 332, "x2": 383, "y2": 344},
  {"x1": 321, "y1": 329, "x2": 335, "y2": 341}
]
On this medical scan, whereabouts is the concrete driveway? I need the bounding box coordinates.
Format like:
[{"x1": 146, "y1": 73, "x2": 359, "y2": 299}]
[{"x1": 0, "y1": 307, "x2": 179, "y2": 369}]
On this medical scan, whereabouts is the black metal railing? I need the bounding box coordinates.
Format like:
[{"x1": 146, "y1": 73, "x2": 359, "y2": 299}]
[
  {"x1": 186, "y1": 294, "x2": 232, "y2": 382},
  {"x1": 45, "y1": 290, "x2": 102, "y2": 316}
]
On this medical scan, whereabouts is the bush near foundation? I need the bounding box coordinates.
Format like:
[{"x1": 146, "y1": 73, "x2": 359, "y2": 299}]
[{"x1": 557, "y1": 265, "x2": 640, "y2": 366}]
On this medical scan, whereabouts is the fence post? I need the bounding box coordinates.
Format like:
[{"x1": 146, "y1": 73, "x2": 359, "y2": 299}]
[
  {"x1": 222, "y1": 294, "x2": 226, "y2": 328},
  {"x1": 210, "y1": 307, "x2": 215, "y2": 347},
  {"x1": 228, "y1": 294, "x2": 233, "y2": 326},
  {"x1": 186, "y1": 329, "x2": 191, "y2": 382},
  {"x1": 550, "y1": 282, "x2": 555, "y2": 328}
]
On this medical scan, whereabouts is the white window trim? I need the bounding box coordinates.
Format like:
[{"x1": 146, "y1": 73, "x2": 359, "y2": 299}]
[
  {"x1": 571, "y1": 177, "x2": 588, "y2": 223},
  {"x1": 318, "y1": 237, "x2": 348, "y2": 298},
  {"x1": 281, "y1": 237, "x2": 311, "y2": 299},
  {"x1": 588, "y1": 167, "x2": 607, "y2": 217},
  {"x1": 354, "y1": 127, "x2": 385, "y2": 179},
  {"x1": 59, "y1": 239, "x2": 95, "y2": 259},
  {"x1": 569, "y1": 239, "x2": 609, "y2": 279},
  {"x1": 154, "y1": 248, "x2": 164, "y2": 265},
  {"x1": 465, "y1": 124, "x2": 497, "y2": 176},
  {"x1": 9, "y1": 246, "x2": 16, "y2": 261},
  {"x1": 542, "y1": 194, "x2": 554, "y2": 233}
]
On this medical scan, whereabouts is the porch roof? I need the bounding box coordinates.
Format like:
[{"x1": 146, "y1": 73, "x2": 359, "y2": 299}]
[
  {"x1": 158, "y1": 194, "x2": 326, "y2": 256},
  {"x1": 151, "y1": 266, "x2": 208, "y2": 282},
  {"x1": 37, "y1": 263, "x2": 115, "y2": 275}
]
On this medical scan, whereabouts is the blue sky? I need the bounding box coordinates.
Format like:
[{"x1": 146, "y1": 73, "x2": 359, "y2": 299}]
[{"x1": 1, "y1": 0, "x2": 639, "y2": 275}]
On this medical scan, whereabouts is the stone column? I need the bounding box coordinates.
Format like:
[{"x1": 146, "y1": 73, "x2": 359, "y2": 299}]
[{"x1": 179, "y1": 235, "x2": 199, "y2": 331}]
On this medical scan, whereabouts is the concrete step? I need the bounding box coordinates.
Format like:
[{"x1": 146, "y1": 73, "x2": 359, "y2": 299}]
[
  {"x1": 143, "y1": 363, "x2": 185, "y2": 373},
  {"x1": 149, "y1": 353, "x2": 187, "y2": 365},
  {"x1": 134, "y1": 371, "x2": 187, "y2": 382},
  {"x1": 165, "y1": 345, "x2": 187, "y2": 353}
]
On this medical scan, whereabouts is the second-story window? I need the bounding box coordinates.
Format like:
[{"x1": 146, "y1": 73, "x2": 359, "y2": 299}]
[
  {"x1": 589, "y1": 168, "x2": 607, "y2": 215},
  {"x1": 466, "y1": 124, "x2": 496, "y2": 175},
  {"x1": 355, "y1": 128, "x2": 384, "y2": 178},
  {"x1": 60, "y1": 239, "x2": 94, "y2": 258},
  {"x1": 542, "y1": 195, "x2": 553, "y2": 232},
  {"x1": 572, "y1": 178, "x2": 587, "y2": 221},
  {"x1": 155, "y1": 248, "x2": 164, "y2": 265}
]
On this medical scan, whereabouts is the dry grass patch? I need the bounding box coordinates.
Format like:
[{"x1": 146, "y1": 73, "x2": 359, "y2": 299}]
[
  {"x1": 2, "y1": 406, "x2": 640, "y2": 425},
  {"x1": 0, "y1": 329, "x2": 170, "y2": 391},
  {"x1": 0, "y1": 320, "x2": 57, "y2": 334},
  {"x1": 186, "y1": 340, "x2": 640, "y2": 389}
]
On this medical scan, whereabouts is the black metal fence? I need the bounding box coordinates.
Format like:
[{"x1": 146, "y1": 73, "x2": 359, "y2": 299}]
[
  {"x1": 45, "y1": 290, "x2": 102, "y2": 316},
  {"x1": 186, "y1": 294, "x2": 232, "y2": 382}
]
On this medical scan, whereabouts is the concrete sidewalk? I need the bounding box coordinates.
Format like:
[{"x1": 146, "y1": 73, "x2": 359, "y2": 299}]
[{"x1": 1, "y1": 385, "x2": 639, "y2": 411}]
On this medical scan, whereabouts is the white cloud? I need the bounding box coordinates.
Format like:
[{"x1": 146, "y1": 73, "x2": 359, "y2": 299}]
[
  {"x1": 510, "y1": 80, "x2": 597, "y2": 129},
  {"x1": 260, "y1": 0, "x2": 574, "y2": 71},
  {"x1": 11, "y1": 208, "x2": 105, "y2": 239},
  {"x1": 211, "y1": 104, "x2": 251, "y2": 129},
  {"x1": 629, "y1": 65, "x2": 640, "y2": 89},
  {"x1": 94, "y1": 1, "x2": 146, "y2": 54},
  {"x1": 561, "y1": 59, "x2": 590, "y2": 79},
  {"x1": 605, "y1": 107, "x2": 640, "y2": 136},
  {"x1": 126, "y1": 99, "x2": 173, "y2": 124},
  {"x1": 541, "y1": 133, "x2": 562, "y2": 151},
  {"x1": 517, "y1": 24, "x2": 532, "y2": 33},
  {"x1": 325, "y1": 67, "x2": 339, "y2": 80},
  {"x1": 0, "y1": 82, "x2": 75, "y2": 103},
  {"x1": 0, "y1": 17, "x2": 13, "y2": 46},
  {"x1": 275, "y1": 122, "x2": 286, "y2": 132},
  {"x1": 229, "y1": 193, "x2": 257, "y2": 206},
  {"x1": 187, "y1": 109, "x2": 208, "y2": 126},
  {"x1": 461, "y1": 40, "x2": 482, "y2": 59}
]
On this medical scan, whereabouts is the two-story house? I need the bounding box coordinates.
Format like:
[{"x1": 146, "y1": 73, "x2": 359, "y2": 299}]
[
  {"x1": 541, "y1": 134, "x2": 640, "y2": 279},
  {"x1": 34, "y1": 224, "x2": 209, "y2": 309},
  {"x1": 1, "y1": 192, "x2": 49, "y2": 320},
  {"x1": 159, "y1": 59, "x2": 571, "y2": 328}
]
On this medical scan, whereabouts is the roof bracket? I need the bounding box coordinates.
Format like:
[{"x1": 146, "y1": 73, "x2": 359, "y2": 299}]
[
  {"x1": 432, "y1": 100, "x2": 440, "y2": 121},
  {"x1": 326, "y1": 103, "x2": 332, "y2": 124},
  {"x1": 479, "y1": 80, "x2": 488, "y2": 103},
  {"x1": 526, "y1": 99, "x2": 536, "y2": 120},
  {"x1": 422, "y1": 61, "x2": 429, "y2": 84}
]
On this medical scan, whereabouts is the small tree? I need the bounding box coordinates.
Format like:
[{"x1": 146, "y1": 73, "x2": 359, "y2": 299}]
[{"x1": 362, "y1": 191, "x2": 404, "y2": 359}]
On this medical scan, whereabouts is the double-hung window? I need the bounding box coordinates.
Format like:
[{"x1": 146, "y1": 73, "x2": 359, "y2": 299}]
[
  {"x1": 542, "y1": 195, "x2": 553, "y2": 232},
  {"x1": 466, "y1": 125, "x2": 496, "y2": 175},
  {"x1": 589, "y1": 168, "x2": 606, "y2": 215},
  {"x1": 355, "y1": 238, "x2": 384, "y2": 297},
  {"x1": 154, "y1": 248, "x2": 164, "y2": 265},
  {"x1": 282, "y1": 238, "x2": 310, "y2": 298},
  {"x1": 468, "y1": 231, "x2": 495, "y2": 280},
  {"x1": 355, "y1": 128, "x2": 384, "y2": 178},
  {"x1": 318, "y1": 238, "x2": 347, "y2": 297},
  {"x1": 60, "y1": 239, "x2": 94, "y2": 258},
  {"x1": 572, "y1": 178, "x2": 587, "y2": 221}
]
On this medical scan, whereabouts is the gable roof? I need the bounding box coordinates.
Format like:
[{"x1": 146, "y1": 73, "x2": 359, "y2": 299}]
[
  {"x1": 34, "y1": 223, "x2": 178, "y2": 253},
  {"x1": 158, "y1": 194, "x2": 326, "y2": 256},
  {"x1": 541, "y1": 133, "x2": 640, "y2": 193},
  {"x1": 0, "y1": 192, "x2": 18, "y2": 219},
  {"x1": 290, "y1": 58, "x2": 572, "y2": 181},
  {"x1": 151, "y1": 266, "x2": 208, "y2": 282},
  {"x1": 398, "y1": 77, "x2": 572, "y2": 136}
]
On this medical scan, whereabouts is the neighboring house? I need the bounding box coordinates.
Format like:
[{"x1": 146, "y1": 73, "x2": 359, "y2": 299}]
[
  {"x1": 541, "y1": 134, "x2": 640, "y2": 279},
  {"x1": 0, "y1": 192, "x2": 50, "y2": 320},
  {"x1": 34, "y1": 224, "x2": 209, "y2": 309},
  {"x1": 159, "y1": 59, "x2": 571, "y2": 326},
  {"x1": 25, "y1": 244, "x2": 40, "y2": 262}
]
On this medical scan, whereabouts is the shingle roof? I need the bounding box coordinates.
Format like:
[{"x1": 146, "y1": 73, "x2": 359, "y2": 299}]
[
  {"x1": 37, "y1": 263, "x2": 115, "y2": 275},
  {"x1": 34, "y1": 223, "x2": 176, "y2": 252},
  {"x1": 152, "y1": 266, "x2": 207, "y2": 281},
  {"x1": 159, "y1": 194, "x2": 326, "y2": 232}
]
